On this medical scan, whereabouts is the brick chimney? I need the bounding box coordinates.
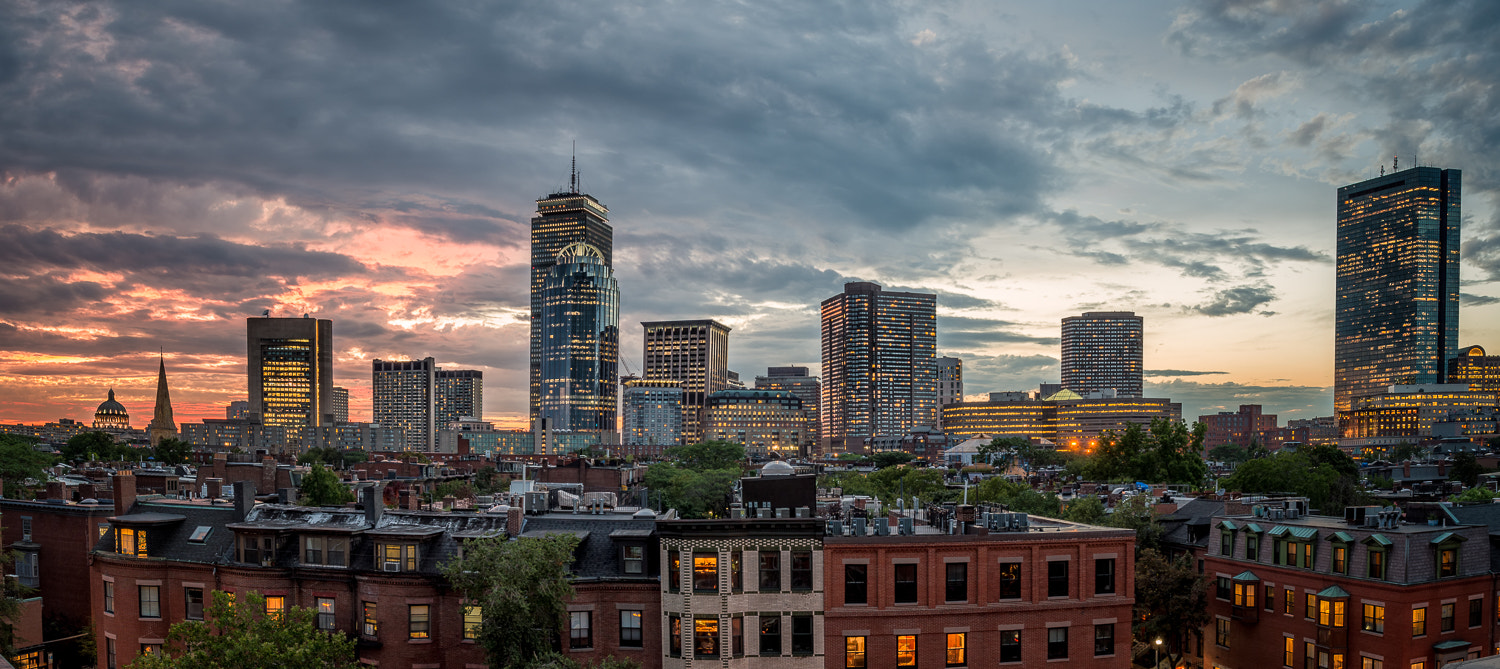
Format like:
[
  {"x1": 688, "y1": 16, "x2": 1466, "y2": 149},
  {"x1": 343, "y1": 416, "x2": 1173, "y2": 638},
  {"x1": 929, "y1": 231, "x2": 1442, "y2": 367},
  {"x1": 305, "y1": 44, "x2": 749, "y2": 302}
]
[
  {"x1": 442, "y1": 495, "x2": 456, "y2": 510},
  {"x1": 1404, "y1": 461, "x2": 1412, "y2": 478},
  {"x1": 406, "y1": 489, "x2": 421, "y2": 510},
  {"x1": 205, "y1": 478, "x2": 223, "y2": 500},
  {"x1": 1438, "y1": 458, "x2": 1447, "y2": 477},
  {"x1": 80, "y1": 483, "x2": 97, "y2": 501},
  {"x1": 113, "y1": 471, "x2": 137, "y2": 516},
  {"x1": 363, "y1": 484, "x2": 384, "y2": 527},
  {"x1": 46, "y1": 480, "x2": 65, "y2": 500},
  {"x1": 507, "y1": 505, "x2": 524, "y2": 537},
  {"x1": 233, "y1": 480, "x2": 256, "y2": 523}
]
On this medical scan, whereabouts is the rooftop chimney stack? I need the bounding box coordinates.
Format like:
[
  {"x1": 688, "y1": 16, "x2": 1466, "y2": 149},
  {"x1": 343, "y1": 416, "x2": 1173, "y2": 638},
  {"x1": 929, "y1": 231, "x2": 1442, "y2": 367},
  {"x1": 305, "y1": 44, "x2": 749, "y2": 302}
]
[
  {"x1": 363, "y1": 484, "x2": 384, "y2": 527},
  {"x1": 113, "y1": 471, "x2": 137, "y2": 517},
  {"x1": 233, "y1": 480, "x2": 256, "y2": 522}
]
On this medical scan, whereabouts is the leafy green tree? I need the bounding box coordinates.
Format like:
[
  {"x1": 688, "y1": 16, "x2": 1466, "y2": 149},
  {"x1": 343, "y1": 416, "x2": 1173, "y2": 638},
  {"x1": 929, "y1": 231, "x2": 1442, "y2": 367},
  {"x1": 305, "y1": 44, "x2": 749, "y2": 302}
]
[
  {"x1": 643, "y1": 463, "x2": 738, "y2": 518},
  {"x1": 1449, "y1": 452, "x2": 1486, "y2": 488},
  {"x1": 1133, "y1": 549, "x2": 1208, "y2": 665},
  {"x1": 1451, "y1": 487, "x2": 1497, "y2": 505},
  {"x1": 1221, "y1": 450, "x2": 1371, "y2": 514},
  {"x1": 0, "y1": 434, "x2": 54, "y2": 497},
  {"x1": 1391, "y1": 442, "x2": 1427, "y2": 462},
  {"x1": 127, "y1": 590, "x2": 356, "y2": 669},
  {"x1": 1086, "y1": 418, "x2": 1207, "y2": 484},
  {"x1": 870, "y1": 451, "x2": 915, "y2": 469},
  {"x1": 1103, "y1": 495, "x2": 1164, "y2": 555},
  {"x1": 297, "y1": 464, "x2": 354, "y2": 507},
  {"x1": 441, "y1": 534, "x2": 581, "y2": 669},
  {"x1": 665, "y1": 440, "x2": 745, "y2": 471},
  {"x1": 1063, "y1": 496, "x2": 1106, "y2": 524},
  {"x1": 61, "y1": 431, "x2": 117, "y2": 462},
  {"x1": 151, "y1": 437, "x2": 193, "y2": 465},
  {"x1": 972, "y1": 478, "x2": 1062, "y2": 517}
]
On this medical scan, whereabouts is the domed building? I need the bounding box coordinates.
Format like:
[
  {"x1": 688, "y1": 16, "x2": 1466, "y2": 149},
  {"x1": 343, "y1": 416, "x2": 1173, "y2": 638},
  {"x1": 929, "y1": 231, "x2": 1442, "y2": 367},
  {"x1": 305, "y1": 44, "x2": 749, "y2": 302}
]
[{"x1": 93, "y1": 389, "x2": 131, "y2": 429}]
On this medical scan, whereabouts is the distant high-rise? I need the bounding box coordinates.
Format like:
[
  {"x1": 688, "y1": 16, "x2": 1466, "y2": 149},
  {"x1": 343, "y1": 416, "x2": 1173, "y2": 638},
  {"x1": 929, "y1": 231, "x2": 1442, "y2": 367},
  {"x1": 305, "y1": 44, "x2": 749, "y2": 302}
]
[
  {"x1": 755, "y1": 366, "x2": 821, "y2": 448},
  {"x1": 226, "y1": 400, "x2": 250, "y2": 421},
  {"x1": 247, "y1": 317, "x2": 334, "y2": 445},
  {"x1": 1060, "y1": 312, "x2": 1143, "y2": 398},
  {"x1": 820, "y1": 282, "x2": 937, "y2": 453},
  {"x1": 937, "y1": 356, "x2": 963, "y2": 407},
  {"x1": 437, "y1": 370, "x2": 483, "y2": 425},
  {"x1": 331, "y1": 387, "x2": 349, "y2": 423},
  {"x1": 147, "y1": 354, "x2": 177, "y2": 447},
  {"x1": 642, "y1": 320, "x2": 731, "y2": 444},
  {"x1": 621, "y1": 378, "x2": 683, "y2": 448},
  {"x1": 1449, "y1": 346, "x2": 1500, "y2": 395},
  {"x1": 538, "y1": 243, "x2": 619, "y2": 441},
  {"x1": 373, "y1": 357, "x2": 436, "y2": 451},
  {"x1": 1336, "y1": 166, "x2": 1461, "y2": 411},
  {"x1": 530, "y1": 164, "x2": 612, "y2": 428}
]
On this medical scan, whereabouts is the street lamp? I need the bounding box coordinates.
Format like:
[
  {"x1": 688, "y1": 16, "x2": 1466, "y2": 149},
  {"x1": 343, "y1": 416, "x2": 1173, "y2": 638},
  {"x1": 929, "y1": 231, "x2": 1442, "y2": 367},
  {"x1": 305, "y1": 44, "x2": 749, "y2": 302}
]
[{"x1": 1154, "y1": 637, "x2": 1163, "y2": 669}]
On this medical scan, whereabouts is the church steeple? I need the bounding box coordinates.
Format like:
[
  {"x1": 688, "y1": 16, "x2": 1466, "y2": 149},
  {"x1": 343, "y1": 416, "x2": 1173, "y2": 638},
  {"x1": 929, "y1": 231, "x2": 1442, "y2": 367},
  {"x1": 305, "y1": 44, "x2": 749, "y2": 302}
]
[{"x1": 148, "y1": 352, "x2": 178, "y2": 446}]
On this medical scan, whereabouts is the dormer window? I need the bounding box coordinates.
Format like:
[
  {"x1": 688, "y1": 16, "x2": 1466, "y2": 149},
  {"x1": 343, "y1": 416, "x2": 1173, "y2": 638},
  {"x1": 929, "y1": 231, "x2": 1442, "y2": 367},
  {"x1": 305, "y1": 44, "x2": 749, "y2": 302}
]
[
  {"x1": 380, "y1": 543, "x2": 418, "y2": 572},
  {"x1": 623, "y1": 545, "x2": 644, "y2": 574},
  {"x1": 304, "y1": 536, "x2": 349, "y2": 568},
  {"x1": 238, "y1": 534, "x2": 276, "y2": 566},
  {"x1": 1431, "y1": 532, "x2": 1466, "y2": 578},
  {"x1": 115, "y1": 528, "x2": 147, "y2": 558}
]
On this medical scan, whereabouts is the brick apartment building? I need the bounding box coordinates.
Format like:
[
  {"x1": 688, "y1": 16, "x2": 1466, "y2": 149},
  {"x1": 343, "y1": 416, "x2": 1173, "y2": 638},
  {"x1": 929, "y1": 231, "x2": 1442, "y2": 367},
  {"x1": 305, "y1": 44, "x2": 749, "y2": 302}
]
[
  {"x1": 824, "y1": 511, "x2": 1136, "y2": 668},
  {"x1": 1204, "y1": 502, "x2": 1492, "y2": 669}
]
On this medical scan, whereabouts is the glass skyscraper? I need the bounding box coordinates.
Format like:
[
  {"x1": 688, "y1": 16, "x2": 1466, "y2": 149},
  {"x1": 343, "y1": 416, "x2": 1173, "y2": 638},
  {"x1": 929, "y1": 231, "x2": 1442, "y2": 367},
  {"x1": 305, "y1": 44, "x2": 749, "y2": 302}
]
[
  {"x1": 247, "y1": 317, "x2": 334, "y2": 446},
  {"x1": 530, "y1": 175, "x2": 612, "y2": 427},
  {"x1": 538, "y1": 242, "x2": 619, "y2": 440},
  {"x1": 641, "y1": 319, "x2": 731, "y2": 444},
  {"x1": 820, "y1": 282, "x2": 937, "y2": 453},
  {"x1": 1335, "y1": 166, "x2": 1460, "y2": 411}
]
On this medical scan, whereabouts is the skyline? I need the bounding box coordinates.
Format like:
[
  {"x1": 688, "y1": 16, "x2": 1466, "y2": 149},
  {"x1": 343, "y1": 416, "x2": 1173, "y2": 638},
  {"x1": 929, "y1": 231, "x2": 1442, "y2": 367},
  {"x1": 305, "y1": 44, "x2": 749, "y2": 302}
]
[{"x1": 3, "y1": 1, "x2": 1499, "y2": 428}]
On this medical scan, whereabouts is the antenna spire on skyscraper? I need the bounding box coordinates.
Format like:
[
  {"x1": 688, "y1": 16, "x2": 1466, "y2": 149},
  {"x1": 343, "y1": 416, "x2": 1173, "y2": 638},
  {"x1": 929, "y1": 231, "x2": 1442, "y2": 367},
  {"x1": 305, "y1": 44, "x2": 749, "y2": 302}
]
[{"x1": 571, "y1": 141, "x2": 577, "y2": 193}]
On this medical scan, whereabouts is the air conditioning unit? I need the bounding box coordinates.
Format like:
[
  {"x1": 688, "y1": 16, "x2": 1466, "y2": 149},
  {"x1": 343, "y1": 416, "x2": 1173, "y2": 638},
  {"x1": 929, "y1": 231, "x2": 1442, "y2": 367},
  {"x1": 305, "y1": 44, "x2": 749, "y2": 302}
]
[{"x1": 382, "y1": 562, "x2": 400, "y2": 572}]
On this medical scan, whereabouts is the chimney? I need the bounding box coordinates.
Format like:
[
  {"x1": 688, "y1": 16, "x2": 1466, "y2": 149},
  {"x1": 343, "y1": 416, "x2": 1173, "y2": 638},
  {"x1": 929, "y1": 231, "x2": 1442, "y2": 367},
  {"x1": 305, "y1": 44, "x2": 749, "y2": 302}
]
[
  {"x1": 46, "y1": 480, "x2": 65, "y2": 500},
  {"x1": 233, "y1": 480, "x2": 256, "y2": 522},
  {"x1": 363, "y1": 484, "x2": 384, "y2": 527},
  {"x1": 1404, "y1": 461, "x2": 1412, "y2": 478},
  {"x1": 205, "y1": 478, "x2": 223, "y2": 500},
  {"x1": 80, "y1": 483, "x2": 97, "y2": 500},
  {"x1": 507, "y1": 505, "x2": 524, "y2": 537},
  {"x1": 1438, "y1": 459, "x2": 1447, "y2": 477},
  {"x1": 278, "y1": 488, "x2": 297, "y2": 505},
  {"x1": 113, "y1": 471, "x2": 137, "y2": 516},
  {"x1": 442, "y1": 495, "x2": 456, "y2": 511},
  {"x1": 406, "y1": 489, "x2": 421, "y2": 510}
]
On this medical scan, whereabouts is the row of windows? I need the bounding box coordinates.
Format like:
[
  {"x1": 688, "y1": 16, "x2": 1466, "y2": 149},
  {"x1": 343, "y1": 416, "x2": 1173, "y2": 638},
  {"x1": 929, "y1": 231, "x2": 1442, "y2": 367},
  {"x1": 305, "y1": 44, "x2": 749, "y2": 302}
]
[
  {"x1": 841, "y1": 625, "x2": 1114, "y2": 667},
  {"x1": 567, "y1": 610, "x2": 644, "y2": 649},
  {"x1": 843, "y1": 558, "x2": 1115, "y2": 605},
  {"x1": 1222, "y1": 529, "x2": 1462, "y2": 580},
  {"x1": 1218, "y1": 582, "x2": 1487, "y2": 637},
  {"x1": 666, "y1": 614, "x2": 815, "y2": 658},
  {"x1": 669, "y1": 550, "x2": 814, "y2": 593}
]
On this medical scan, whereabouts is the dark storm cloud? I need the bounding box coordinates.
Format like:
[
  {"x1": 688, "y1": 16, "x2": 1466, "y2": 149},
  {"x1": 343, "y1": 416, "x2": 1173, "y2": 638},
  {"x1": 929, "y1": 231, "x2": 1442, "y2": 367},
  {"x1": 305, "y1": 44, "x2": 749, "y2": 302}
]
[
  {"x1": 1047, "y1": 210, "x2": 1327, "y2": 283},
  {"x1": 0, "y1": 275, "x2": 109, "y2": 315},
  {"x1": 1462, "y1": 293, "x2": 1500, "y2": 307},
  {"x1": 938, "y1": 315, "x2": 1057, "y2": 350},
  {"x1": 1188, "y1": 284, "x2": 1277, "y2": 316}
]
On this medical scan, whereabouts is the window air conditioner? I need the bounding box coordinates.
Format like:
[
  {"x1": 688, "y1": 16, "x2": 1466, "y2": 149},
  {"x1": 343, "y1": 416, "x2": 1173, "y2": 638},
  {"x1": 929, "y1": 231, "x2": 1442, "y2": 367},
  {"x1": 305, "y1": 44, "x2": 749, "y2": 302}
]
[{"x1": 383, "y1": 562, "x2": 400, "y2": 572}]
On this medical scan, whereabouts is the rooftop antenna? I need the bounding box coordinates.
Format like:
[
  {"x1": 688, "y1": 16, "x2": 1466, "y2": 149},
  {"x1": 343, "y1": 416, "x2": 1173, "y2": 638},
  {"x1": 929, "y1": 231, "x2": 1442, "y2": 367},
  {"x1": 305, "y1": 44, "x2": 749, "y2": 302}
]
[
  {"x1": 1394, "y1": 154, "x2": 1398, "y2": 172},
  {"x1": 570, "y1": 141, "x2": 577, "y2": 193}
]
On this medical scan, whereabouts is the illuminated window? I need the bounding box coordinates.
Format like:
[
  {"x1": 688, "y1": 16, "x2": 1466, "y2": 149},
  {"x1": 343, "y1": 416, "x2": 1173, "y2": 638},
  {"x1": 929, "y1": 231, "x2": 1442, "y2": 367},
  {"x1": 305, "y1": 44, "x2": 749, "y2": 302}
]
[
  {"x1": 897, "y1": 634, "x2": 917, "y2": 666},
  {"x1": 361, "y1": 602, "x2": 377, "y2": 638},
  {"x1": 695, "y1": 617, "x2": 719, "y2": 659},
  {"x1": 265, "y1": 595, "x2": 285, "y2": 618},
  {"x1": 1363, "y1": 603, "x2": 1384, "y2": 633},
  {"x1": 619, "y1": 610, "x2": 641, "y2": 647},
  {"x1": 408, "y1": 604, "x2": 429, "y2": 639},
  {"x1": 945, "y1": 632, "x2": 966, "y2": 666},
  {"x1": 1412, "y1": 606, "x2": 1426, "y2": 636}
]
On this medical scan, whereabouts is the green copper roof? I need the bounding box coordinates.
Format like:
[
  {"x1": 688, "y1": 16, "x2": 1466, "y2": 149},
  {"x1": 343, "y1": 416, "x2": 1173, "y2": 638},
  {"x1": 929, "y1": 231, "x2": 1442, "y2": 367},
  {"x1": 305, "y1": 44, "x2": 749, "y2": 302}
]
[
  {"x1": 1218, "y1": 520, "x2": 1238, "y2": 531},
  {"x1": 1430, "y1": 532, "x2": 1467, "y2": 545},
  {"x1": 1231, "y1": 570, "x2": 1260, "y2": 582},
  {"x1": 1316, "y1": 585, "x2": 1351, "y2": 598},
  {"x1": 1243, "y1": 523, "x2": 1263, "y2": 533},
  {"x1": 1327, "y1": 531, "x2": 1353, "y2": 543},
  {"x1": 1433, "y1": 640, "x2": 1470, "y2": 651},
  {"x1": 1363, "y1": 533, "x2": 1393, "y2": 547}
]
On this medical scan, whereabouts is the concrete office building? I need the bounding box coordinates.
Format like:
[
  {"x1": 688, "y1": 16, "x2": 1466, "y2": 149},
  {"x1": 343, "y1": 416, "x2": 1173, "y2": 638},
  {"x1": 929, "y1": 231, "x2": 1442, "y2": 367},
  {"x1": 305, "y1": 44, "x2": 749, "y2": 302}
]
[
  {"x1": 1335, "y1": 166, "x2": 1461, "y2": 412},
  {"x1": 622, "y1": 378, "x2": 684, "y2": 448},
  {"x1": 755, "y1": 367, "x2": 821, "y2": 447},
  {"x1": 820, "y1": 282, "x2": 937, "y2": 453},
  {"x1": 437, "y1": 369, "x2": 482, "y2": 424},
  {"x1": 642, "y1": 320, "x2": 731, "y2": 445},
  {"x1": 331, "y1": 387, "x2": 349, "y2": 423},
  {"x1": 703, "y1": 389, "x2": 810, "y2": 457},
  {"x1": 1061, "y1": 312, "x2": 1143, "y2": 398},
  {"x1": 372, "y1": 357, "x2": 437, "y2": 452},
  {"x1": 247, "y1": 317, "x2": 334, "y2": 447},
  {"x1": 1449, "y1": 346, "x2": 1500, "y2": 396}
]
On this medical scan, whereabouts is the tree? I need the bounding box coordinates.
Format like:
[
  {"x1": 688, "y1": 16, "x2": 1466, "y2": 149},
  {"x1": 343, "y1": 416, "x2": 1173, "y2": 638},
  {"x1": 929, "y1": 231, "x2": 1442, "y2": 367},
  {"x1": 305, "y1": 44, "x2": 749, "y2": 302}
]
[
  {"x1": 1085, "y1": 419, "x2": 1208, "y2": 485},
  {"x1": 0, "y1": 548, "x2": 29, "y2": 658},
  {"x1": 1220, "y1": 450, "x2": 1372, "y2": 514},
  {"x1": 665, "y1": 440, "x2": 745, "y2": 471},
  {"x1": 870, "y1": 451, "x2": 915, "y2": 469},
  {"x1": 297, "y1": 464, "x2": 354, "y2": 507},
  {"x1": 644, "y1": 464, "x2": 738, "y2": 518},
  {"x1": 1132, "y1": 549, "x2": 1208, "y2": 664},
  {"x1": 61, "y1": 431, "x2": 118, "y2": 462},
  {"x1": 1449, "y1": 452, "x2": 1486, "y2": 488},
  {"x1": 441, "y1": 534, "x2": 581, "y2": 669},
  {"x1": 1391, "y1": 442, "x2": 1427, "y2": 462},
  {"x1": 0, "y1": 435, "x2": 54, "y2": 498},
  {"x1": 972, "y1": 478, "x2": 1062, "y2": 518},
  {"x1": 1451, "y1": 487, "x2": 1497, "y2": 505},
  {"x1": 1063, "y1": 496, "x2": 1106, "y2": 524},
  {"x1": 1103, "y1": 495, "x2": 1164, "y2": 555},
  {"x1": 127, "y1": 590, "x2": 356, "y2": 669},
  {"x1": 151, "y1": 437, "x2": 193, "y2": 465}
]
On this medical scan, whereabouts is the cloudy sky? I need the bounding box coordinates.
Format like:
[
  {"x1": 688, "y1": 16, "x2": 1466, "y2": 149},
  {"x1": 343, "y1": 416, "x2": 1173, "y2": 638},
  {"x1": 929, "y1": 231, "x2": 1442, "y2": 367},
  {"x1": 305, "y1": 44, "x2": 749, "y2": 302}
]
[{"x1": 3, "y1": 0, "x2": 1498, "y2": 429}]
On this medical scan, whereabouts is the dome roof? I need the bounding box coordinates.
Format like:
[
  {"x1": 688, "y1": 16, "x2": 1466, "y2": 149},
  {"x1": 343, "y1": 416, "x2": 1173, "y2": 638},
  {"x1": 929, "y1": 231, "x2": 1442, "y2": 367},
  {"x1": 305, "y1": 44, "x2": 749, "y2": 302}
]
[
  {"x1": 95, "y1": 389, "x2": 128, "y2": 415},
  {"x1": 761, "y1": 461, "x2": 796, "y2": 476}
]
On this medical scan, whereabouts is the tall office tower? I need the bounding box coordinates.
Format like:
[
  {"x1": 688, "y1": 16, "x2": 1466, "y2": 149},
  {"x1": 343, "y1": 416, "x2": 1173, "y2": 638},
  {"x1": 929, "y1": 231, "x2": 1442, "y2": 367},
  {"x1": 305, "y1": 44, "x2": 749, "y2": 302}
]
[
  {"x1": 331, "y1": 387, "x2": 349, "y2": 423},
  {"x1": 530, "y1": 165, "x2": 612, "y2": 428},
  {"x1": 247, "y1": 317, "x2": 334, "y2": 445},
  {"x1": 621, "y1": 378, "x2": 683, "y2": 447},
  {"x1": 147, "y1": 354, "x2": 177, "y2": 447},
  {"x1": 1060, "y1": 312, "x2": 1143, "y2": 398},
  {"x1": 437, "y1": 370, "x2": 483, "y2": 426},
  {"x1": 539, "y1": 243, "x2": 620, "y2": 441},
  {"x1": 755, "y1": 366, "x2": 821, "y2": 448},
  {"x1": 937, "y1": 356, "x2": 963, "y2": 407},
  {"x1": 820, "y1": 282, "x2": 937, "y2": 453},
  {"x1": 372, "y1": 357, "x2": 436, "y2": 451},
  {"x1": 1336, "y1": 166, "x2": 1461, "y2": 411},
  {"x1": 642, "y1": 319, "x2": 731, "y2": 444}
]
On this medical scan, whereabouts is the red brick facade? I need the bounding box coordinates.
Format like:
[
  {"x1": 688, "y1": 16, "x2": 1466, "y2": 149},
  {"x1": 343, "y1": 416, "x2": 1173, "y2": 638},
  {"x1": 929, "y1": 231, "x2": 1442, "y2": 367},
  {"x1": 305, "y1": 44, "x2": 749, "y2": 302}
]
[{"x1": 823, "y1": 528, "x2": 1136, "y2": 668}]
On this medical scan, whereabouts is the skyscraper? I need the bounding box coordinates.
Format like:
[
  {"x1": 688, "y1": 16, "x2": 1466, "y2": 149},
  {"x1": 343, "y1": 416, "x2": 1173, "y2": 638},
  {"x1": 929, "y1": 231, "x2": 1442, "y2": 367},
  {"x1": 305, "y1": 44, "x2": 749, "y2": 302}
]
[
  {"x1": 1336, "y1": 166, "x2": 1461, "y2": 411},
  {"x1": 621, "y1": 378, "x2": 683, "y2": 448},
  {"x1": 820, "y1": 282, "x2": 937, "y2": 453},
  {"x1": 147, "y1": 354, "x2": 177, "y2": 447},
  {"x1": 372, "y1": 357, "x2": 436, "y2": 451},
  {"x1": 642, "y1": 320, "x2": 731, "y2": 444},
  {"x1": 331, "y1": 387, "x2": 349, "y2": 423},
  {"x1": 538, "y1": 242, "x2": 619, "y2": 441},
  {"x1": 1060, "y1": 312, "x2": 1143, "y2": 398},
  {"x1": 437, "y1": 370, "x2": 483, "y2": 425},
  {"x1": 530, "y1": 167, "x2": 612, "y2": 427},
  {"x1": 247, "y1": 317, "x2": 334, "y2": 446}
]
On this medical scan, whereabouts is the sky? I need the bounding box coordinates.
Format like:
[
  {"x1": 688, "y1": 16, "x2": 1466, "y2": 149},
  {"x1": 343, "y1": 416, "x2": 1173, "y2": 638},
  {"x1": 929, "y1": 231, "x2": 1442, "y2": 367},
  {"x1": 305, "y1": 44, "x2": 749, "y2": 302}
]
[{"x1": 3, "y1": 0, "x2": 1500, "y2": 429}]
